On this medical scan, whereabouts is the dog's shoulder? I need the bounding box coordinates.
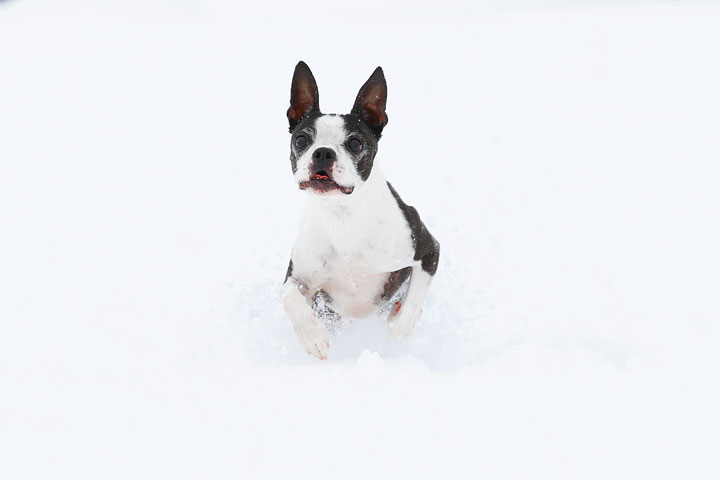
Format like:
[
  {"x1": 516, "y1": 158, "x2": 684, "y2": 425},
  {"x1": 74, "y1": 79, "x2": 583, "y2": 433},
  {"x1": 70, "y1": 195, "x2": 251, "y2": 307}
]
[{"x1": 385, "y1": 181, "x2": 440, "y2": 275}]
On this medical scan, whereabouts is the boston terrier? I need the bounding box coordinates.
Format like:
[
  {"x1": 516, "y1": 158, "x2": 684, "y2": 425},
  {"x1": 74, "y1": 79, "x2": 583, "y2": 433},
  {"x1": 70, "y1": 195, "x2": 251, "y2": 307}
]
[{"x1": 282, "y1": 61, "x2": 440, "y2": 360}]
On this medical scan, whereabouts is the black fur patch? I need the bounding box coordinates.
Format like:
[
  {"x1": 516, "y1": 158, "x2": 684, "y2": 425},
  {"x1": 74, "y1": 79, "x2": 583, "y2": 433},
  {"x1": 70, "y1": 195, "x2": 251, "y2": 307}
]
[
  {"x1": 340, "y1": 114, "x2": 379, "y2": 181},
  {"x1": 289, "y1": 112, "x2": 320, "y2": 174},
  {"x1": 380, "y1": 266, "x2": 412, "y2": 302},
  {"x1": 284, "y1": 259, "x2": 293, "y2": 283},
  {"x1": 387, "y1": 182, "x2": 440, "y2": 275}
]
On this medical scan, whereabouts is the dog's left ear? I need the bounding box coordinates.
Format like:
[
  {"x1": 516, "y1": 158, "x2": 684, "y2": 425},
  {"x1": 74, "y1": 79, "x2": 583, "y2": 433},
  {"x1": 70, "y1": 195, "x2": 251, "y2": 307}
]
[{"x1": 351, "y1": 67, "x2": 388, "y2": 137}]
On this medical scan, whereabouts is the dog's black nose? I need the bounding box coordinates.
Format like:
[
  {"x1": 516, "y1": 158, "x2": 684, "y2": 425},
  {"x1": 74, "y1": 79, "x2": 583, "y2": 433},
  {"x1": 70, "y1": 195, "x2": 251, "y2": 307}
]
[{"x1": 312, "y1": 147, "x2": 336, "y2": 172}]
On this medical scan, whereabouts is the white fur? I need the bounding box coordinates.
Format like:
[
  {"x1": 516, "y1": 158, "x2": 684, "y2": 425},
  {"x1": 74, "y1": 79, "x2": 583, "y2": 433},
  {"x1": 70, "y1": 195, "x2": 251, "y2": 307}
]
[
  {"x1": 283, "y1": 114, "x2": 432, "y2": 359},
  {"x1": 387, "y1": 267, "x2": 432, "y2": 339},
  {"x1": 282, "y1": 278, "x2": 330, "y2": 360}
]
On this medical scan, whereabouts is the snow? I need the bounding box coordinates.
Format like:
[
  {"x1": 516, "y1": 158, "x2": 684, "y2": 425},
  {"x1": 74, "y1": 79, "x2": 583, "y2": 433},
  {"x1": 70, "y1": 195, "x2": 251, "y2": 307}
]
[{"x1": 1, "y1": 0, "x2": 719, "y2": 478}]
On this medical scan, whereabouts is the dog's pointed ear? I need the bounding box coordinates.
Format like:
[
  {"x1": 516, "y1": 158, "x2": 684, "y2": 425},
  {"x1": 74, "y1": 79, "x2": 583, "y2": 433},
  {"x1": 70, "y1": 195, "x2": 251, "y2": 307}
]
[
  {"x1": 351, "y1": 66, "x2": 388, "y2": 137},
  {"x1": 288, "y1": 61, "x2": 319, "y2": 131}
]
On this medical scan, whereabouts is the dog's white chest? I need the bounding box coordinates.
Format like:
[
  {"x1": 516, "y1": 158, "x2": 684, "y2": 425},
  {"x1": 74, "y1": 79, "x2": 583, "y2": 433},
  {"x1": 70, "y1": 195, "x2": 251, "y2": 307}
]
[
  {"x1": 320, "y1": 263, "x2": 390, "y2": 318},
  {"x1": 290, "y1": 170, "x2": 415, "y2": 318},
  {"x1": 304, "y1": 232, "x2": 397, "y2": 318}
]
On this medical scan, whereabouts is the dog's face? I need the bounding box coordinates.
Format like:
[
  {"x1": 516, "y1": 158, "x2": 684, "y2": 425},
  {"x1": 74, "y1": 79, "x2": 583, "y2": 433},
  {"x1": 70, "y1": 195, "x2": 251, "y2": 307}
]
[
  {"x1": 287, "y1": 62, "x2": 388, "y2": 196},
  {"x1": 289, "y1": 113, "x2": 379, "y2": 196}
]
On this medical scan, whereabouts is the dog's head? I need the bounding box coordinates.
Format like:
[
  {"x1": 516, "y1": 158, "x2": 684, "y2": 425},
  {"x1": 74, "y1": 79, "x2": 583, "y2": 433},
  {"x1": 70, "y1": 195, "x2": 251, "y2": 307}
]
[{"x1": 287, "y1": 61, "x2": 388, "y2": 197}]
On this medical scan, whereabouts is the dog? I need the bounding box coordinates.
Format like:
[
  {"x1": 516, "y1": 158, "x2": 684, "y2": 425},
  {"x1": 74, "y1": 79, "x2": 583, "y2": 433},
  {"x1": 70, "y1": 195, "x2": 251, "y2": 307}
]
[{"x1": 282, "y1": 61, "x2": 440, "y2": 360}]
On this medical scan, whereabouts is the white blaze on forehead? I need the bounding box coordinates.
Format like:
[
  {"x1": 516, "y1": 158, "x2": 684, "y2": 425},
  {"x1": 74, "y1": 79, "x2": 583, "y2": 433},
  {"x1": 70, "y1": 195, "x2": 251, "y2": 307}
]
[{"x1": 313, "y1": 115, "x2": 347, "y2": 146}]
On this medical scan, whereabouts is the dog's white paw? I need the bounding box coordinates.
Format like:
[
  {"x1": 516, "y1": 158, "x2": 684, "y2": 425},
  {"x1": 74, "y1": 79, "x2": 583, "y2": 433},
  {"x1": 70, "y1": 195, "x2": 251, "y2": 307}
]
[
  {"x1": 293, "y1": 319, "x2": 330, "y2": 360},
  {"x1": 387, "y1": 302, "x2": 421, "y2": 340},
  {"x1": 283, "y1": 282, "x2": 330, "y2": 360}
]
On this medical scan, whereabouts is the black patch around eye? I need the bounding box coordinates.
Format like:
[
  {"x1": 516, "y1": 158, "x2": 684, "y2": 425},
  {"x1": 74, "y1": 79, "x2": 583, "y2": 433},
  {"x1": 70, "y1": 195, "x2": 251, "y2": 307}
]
[{"x1": 340, "y1": 114, "x2": 379, "y2": 181}]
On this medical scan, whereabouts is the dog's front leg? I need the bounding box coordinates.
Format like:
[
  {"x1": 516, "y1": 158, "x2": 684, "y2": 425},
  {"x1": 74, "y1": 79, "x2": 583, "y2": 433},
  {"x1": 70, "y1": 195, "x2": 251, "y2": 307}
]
[
  {"x1": 282, "y1": 277, "x2": 330, "y2": 360},
  {"x1": 387, "y1": 266, "x2": 432, "y2": 339}
]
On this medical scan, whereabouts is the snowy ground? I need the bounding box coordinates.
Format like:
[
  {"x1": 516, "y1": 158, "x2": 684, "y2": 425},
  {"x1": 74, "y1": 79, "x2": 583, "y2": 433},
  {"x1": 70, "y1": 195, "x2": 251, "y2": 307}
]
[{"x1": 1, "y1": 0, "x2": 720, "y2": 478}]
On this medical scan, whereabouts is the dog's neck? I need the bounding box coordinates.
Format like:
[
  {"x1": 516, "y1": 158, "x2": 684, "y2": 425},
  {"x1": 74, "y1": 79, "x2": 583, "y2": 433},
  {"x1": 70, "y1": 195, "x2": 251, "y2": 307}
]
[{"x1": 302, "y1": 166, "x2": 390, "y2": 237}]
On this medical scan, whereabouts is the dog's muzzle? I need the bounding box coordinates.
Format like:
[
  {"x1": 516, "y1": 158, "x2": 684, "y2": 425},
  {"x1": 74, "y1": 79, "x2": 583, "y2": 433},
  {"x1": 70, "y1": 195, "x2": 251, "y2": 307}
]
[{"x1": 298, "y1": 147, "x2": 354, "y2": 194}]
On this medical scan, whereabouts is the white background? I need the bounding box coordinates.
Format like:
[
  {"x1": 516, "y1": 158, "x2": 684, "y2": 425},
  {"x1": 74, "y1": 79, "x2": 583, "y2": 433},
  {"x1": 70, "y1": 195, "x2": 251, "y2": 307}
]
[{"x1": 1, "y1": 0, "x2": 719, "y2": 478}]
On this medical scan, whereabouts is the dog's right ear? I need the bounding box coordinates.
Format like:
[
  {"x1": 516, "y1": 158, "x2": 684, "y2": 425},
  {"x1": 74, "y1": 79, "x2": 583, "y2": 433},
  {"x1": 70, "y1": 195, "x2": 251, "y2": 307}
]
[{"x1": 287, "y1": 61, "x2": 320, "y2": 132}]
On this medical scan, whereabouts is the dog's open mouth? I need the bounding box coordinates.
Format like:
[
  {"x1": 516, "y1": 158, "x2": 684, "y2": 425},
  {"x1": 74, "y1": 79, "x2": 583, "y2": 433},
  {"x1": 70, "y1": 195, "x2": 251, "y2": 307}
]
[{"x1": 299, "y1": 171, "x2": 354, "y2": 195}]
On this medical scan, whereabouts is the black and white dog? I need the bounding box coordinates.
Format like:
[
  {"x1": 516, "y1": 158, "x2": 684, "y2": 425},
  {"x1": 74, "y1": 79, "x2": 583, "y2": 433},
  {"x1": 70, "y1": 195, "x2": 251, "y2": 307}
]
[{"x1": 282, "y1": 61, "x2": 439, "y2": 359}]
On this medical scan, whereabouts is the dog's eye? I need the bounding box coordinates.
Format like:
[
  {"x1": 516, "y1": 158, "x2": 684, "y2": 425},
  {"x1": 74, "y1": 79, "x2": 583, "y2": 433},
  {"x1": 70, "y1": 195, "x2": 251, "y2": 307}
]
[
  {"x1": 347, "y1": 138, "x2": 363, "y2": 153},
  {"x1": 294, "y1": 134, "x2": 308, "y2": 149}
]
